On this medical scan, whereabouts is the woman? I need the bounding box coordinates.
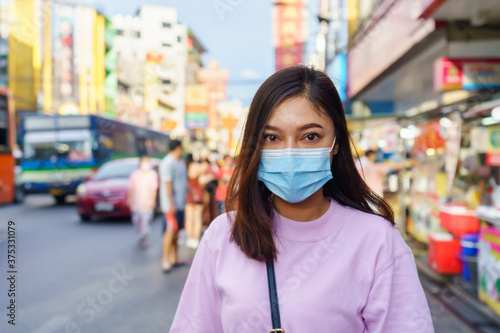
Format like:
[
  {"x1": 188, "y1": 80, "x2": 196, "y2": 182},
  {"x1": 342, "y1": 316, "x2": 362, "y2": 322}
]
[
  {"x1": 184, "y1": 153, "x2": 204, "y2": 249},
  {"x1": 170, "y1": 66, "x2": 433, "y2": 332},
  {"x1": 127, "y1": 155, "x2": 158, "y2": 248}
]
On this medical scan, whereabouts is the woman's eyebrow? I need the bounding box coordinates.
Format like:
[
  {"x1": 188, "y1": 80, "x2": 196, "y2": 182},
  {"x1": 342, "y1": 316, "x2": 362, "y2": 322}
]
[
  {"x1": 264, "y1": 125, "x2": 280, "y2": 131},
  {"x1": 264, "y1": 123, "x2": 324, "y2": 131},
  {"x1": 298, "y1": 123, "x2": 324, "y2": 131}
]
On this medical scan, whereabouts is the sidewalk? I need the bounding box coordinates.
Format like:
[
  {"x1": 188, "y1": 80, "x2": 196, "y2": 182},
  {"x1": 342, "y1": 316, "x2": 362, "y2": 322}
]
[{"x1": 406, "y1": 238, "x2": 500, "y2": 332}]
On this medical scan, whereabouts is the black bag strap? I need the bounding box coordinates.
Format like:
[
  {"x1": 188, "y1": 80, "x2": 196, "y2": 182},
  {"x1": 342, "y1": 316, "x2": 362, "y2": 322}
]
[{"x1": 266, "y1": 259, "x2": 284, "y2": 333}]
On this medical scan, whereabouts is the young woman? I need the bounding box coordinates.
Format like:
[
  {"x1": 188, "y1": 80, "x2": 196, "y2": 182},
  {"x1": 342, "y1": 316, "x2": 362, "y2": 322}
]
[{"x1": 170, "y1": 66, "x2": 433, "y2": 332}]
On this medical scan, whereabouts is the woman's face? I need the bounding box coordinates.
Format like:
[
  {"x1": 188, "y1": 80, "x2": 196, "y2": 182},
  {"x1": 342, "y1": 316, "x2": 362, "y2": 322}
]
[{"x1": 262, "y1": 96, "x2": 338, "y2": 157}]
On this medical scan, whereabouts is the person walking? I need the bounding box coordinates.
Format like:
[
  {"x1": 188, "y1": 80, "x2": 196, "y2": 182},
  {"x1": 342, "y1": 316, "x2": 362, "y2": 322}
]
[
  {"x1": 159, "y1": 140, "x2": 187, "y2": 272},
  {"x1": 185, "y1": 153, "x2": 204, "y2": 249},
  {"x1": 170, "y1": 66, "x2": 433, "y2": 332},
  {"x1": 127, "y1": 155, "x2": 158, "y2": 248},
  {"x1": 214, "y1": 154, "x2": 234, "y2": 214}
]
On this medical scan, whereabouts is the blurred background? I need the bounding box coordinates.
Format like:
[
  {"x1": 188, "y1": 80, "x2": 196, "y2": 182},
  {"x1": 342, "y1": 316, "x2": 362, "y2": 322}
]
[{"x1": 1, "y1": 0, "x2": 500, "y2": 332}]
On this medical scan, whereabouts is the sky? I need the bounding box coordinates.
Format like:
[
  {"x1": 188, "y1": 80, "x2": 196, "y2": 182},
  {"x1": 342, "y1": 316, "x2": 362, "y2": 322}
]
[{"x1": 97, "y1": 0, "x2": 276, "y2": 106}]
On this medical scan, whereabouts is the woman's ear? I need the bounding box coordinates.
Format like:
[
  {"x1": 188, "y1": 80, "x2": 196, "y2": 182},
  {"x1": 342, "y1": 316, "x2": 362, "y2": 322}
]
[{"x1": 332, "y1": 145, "x2": 339, "y2": 156}]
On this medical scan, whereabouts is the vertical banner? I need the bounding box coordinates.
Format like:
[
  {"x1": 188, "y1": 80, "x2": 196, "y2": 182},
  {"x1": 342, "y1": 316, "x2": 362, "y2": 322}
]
[
  {"x1": 197, "y1": 60, "x2": 229, "y2": 130},
  {"x1": 59, "y1": 5, "x2": 74, "y2": 101},
  {"x1": 273, "y1": 0, "x2": 306, "y2": 71},
  {"x1": 185, "y1": 85, "x2": 208, "y2": 130}
]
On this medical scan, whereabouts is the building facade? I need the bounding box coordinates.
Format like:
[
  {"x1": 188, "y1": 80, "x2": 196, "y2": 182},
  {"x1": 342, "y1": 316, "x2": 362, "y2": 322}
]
[
  {"x1": 7, "y1": 0, "x2": 111, "y2": 116},
  {"x1": 112, "y1": 5, "x2": 188, "y2": 136}
]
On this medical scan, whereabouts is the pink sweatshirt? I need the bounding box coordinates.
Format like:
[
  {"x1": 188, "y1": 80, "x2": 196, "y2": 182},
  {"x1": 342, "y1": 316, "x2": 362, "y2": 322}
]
[{"x1": 171, "y1": 199, "x2": 434, "y2": 332}]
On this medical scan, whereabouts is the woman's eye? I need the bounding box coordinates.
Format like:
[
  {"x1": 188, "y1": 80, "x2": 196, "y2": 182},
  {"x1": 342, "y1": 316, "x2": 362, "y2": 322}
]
[
  {"x1": 264, "y1": 134, "x2": 277, "y2": 142},
  {"x1": 305, "y1": 133, "x2": 319, "y2": 141}
]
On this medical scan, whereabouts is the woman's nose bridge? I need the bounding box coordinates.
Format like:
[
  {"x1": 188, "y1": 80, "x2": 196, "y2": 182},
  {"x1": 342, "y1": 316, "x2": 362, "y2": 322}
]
[{"x1": 285, "y1": 137, "x2": 298, "y2": 149}]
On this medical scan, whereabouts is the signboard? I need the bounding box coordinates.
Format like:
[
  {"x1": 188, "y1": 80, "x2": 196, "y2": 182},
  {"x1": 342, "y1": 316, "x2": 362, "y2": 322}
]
[
  {"x1": 413, "y1": 120, "x2": 446, "y2": 156},
  {"x1": 185, "y1": 85, "x2": 209, "y2": 112},
  {"x1": 486, "y1": 153, "x2": 500, "y2": 167},
  {"x1": 478, "y1": 223, "x2": 500, "y2": 317},
  {"x1": 434, "y1": 58, "x2": 500, "y2": 92},
  {"x1": 161, "y1": 120, "x2": 177, "y2": 131},
  {"x1": 434, "y1": 58, "x2": 462, "y2": 91},
  {"x1": 196, "y1": 61, "x2": 229, "y2": 130},
  {"x1": 463, "y1": 62, "x2": 500, "y2": 90},
  {"x1": 59, "y1": 6, "x2": 74, "y2": 99},
  {"x1": 489, "y1": 125, "x2": 500, "y2": 153},
  {"x1": 347, "y1": 0, "x2": 436, "y2": 97},
  {"x1": 273, "y1": 0, "x2": 306, "y2": 71},
  {"x1": 185, "y1": 112, "x2": 208, "y2": 130}
]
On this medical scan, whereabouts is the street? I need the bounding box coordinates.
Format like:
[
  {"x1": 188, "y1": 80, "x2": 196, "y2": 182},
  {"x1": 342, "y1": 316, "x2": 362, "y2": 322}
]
[
  {"x1": 0, "y1": 195, "x2": 484, "y2": 333},
  {"x1": 0, "y1": 195, "x2": 193, "y2": 333}
]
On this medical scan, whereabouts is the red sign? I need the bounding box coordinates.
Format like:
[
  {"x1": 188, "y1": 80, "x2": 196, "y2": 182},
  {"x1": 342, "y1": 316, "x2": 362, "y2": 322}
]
[
  {"x1": 487, "y1": 153, "x2": 500, "y2": 167},
  {"x1": 413, "y1": 120, "x2": 446, "y2": 156},
  {"x1": 434, "y1": 58, "x2": 463, "y2": 91},
  {"x1": 275, "y1": 44, "x2": 303, "y2": 72},
  {"x1": 273, "y1": 0, "x2": 305, "y2": 71},
  {"x1": 434, "y1": 58, "x2": 500, "y2": 92}
]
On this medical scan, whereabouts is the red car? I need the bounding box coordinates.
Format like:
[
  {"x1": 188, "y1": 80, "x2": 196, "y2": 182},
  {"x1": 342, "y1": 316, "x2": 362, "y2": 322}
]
[{"x1": 76, "y1": 158, "x2": 160, "y2": 221}]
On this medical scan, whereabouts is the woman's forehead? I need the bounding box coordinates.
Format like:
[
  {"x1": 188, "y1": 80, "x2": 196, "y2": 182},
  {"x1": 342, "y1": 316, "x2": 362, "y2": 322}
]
[{"x1": 267, "y1": 97, "x2": 332, "y2": 128}]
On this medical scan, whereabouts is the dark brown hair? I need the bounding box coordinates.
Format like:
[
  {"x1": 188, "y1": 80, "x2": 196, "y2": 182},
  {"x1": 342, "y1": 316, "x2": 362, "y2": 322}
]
[{"x1": 226, "y1": 65, "x2": 394, "y2": 262}]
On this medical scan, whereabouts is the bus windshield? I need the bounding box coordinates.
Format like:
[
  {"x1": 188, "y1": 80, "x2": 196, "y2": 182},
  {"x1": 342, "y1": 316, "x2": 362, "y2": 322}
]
[{"x1": 23, "y1": 129, "x2": 93, "y2": 163}]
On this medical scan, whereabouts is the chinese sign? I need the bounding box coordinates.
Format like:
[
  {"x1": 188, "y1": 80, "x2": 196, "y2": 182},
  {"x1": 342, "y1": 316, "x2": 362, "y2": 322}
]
[{"x1": 273, "y1": 0, "x2": 306, "y2": 71}]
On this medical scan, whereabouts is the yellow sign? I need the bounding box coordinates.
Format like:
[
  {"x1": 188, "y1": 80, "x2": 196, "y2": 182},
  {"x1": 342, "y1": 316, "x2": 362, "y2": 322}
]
[{"x1": 186, "y1": 85, "x2": 209, "y2": 113}]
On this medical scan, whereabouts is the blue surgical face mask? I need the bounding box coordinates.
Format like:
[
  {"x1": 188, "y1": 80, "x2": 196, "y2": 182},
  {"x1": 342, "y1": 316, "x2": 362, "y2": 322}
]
[{"x1": 257, "y1": 138, "x2": 336, "y2": 203}]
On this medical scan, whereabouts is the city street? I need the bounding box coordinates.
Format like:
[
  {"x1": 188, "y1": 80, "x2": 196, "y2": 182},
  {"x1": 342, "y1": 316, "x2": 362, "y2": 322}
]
[
  {"x1": 0, "y1": 195, "x2": 485, "y2": 333},
  {"x1": 0, "y1": 195, "x2": 193, "y2": 333}
]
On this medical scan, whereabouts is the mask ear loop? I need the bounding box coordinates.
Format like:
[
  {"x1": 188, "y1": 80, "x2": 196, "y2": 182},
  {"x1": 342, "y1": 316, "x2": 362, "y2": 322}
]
[{"x1": 329, "y1": 137, "x2": 337, "y2": 153}]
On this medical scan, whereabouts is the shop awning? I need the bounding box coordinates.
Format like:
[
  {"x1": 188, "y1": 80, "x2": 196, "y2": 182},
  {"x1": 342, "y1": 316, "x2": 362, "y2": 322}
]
[{"x1": 463, "y1": 98, "x2": 500, "y2": 118}]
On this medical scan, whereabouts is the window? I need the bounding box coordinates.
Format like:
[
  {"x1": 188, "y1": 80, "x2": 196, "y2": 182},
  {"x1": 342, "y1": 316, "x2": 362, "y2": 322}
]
[
  {"x1": 116, "y1": 29, "x2": 124, "y2": 36},
  {"x1": 162, "y1": 79, "x2": 172, "y2": 85},
  {"x1": 162, "y1": 43, "x2": 172, "y2": 48},
  {"x1": 134, "y1": 31, "x2": 141, "y2": 38},
  {"x1": 0, "y1": 96, "x2": 7, "y2": 151},
  {"x1": 162, "y1": 22, "x2": 171, "y2": 28},
  {"x1": 93, "y1": 160, "x2": 139, "y2": 180},
  {"x1": 177, "y1": 36, "x2": 182, "y2": 43}
]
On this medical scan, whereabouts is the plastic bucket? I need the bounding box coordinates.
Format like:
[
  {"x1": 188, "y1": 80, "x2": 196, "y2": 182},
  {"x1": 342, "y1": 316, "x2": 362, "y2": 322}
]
[{"x1": 460, "y1": 233, "x2": 479, "y2": 256}]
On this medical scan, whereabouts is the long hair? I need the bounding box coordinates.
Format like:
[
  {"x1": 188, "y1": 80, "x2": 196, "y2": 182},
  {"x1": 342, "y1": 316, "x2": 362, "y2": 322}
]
[{"x1": 226, "y1": 65, "x2": 394, "y2": 262}]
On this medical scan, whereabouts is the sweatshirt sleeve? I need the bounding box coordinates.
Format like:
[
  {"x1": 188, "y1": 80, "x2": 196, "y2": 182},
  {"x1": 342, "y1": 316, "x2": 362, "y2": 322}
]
[
  {"x1": 362, "y1": 250, "x2": 435, "y2": 333},
  {"x1": 170, "y1": 233, "x2": 223, "y2": 332}
]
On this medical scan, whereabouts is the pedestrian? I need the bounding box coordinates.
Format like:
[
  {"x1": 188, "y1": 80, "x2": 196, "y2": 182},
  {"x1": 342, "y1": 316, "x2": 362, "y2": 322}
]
[
  {"x1": 185, "y1": 153, "x2": 203, "y2": 249},
  {"x1": 170, "y1": 66, "x2": 433, "y2": 332},
  {"x1": 215, "y1": 154, "x2": 234, "y2": 214},
  {"x1": 198, "y1": 155, "x2": 219, "y2": 227},
  {"x1": 357, "y1": 149, "x2": 402, "y2": 198},
  {"x1": 159, "y1": 139, "x2": 187, "y2": 272},
  {"x1": 127, "y1": 155, "x2": 158, "y2": 248}
]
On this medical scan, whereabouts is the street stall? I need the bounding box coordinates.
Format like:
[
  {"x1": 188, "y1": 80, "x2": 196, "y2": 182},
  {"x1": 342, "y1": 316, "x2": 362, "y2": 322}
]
[{"x1": 348, "y1": 118, "x2": 405, "y2": 226}]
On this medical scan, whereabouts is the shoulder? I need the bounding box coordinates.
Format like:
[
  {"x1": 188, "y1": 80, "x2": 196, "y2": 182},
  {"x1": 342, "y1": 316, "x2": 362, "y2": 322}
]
[
  {"x1": 202, "y1": 212, "x2": 234, "y2": 249},
  {"x1": 129, "y1": 169, "x2": 139, "y2": 178},
  {"x1": 334, "y1": 202, "x2": 409, "y2": 263}
]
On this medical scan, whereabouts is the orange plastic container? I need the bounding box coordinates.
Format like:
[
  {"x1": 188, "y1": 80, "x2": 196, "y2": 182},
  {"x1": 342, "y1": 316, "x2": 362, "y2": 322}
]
[
  {"x1": 428, "y1": 233, "x2": 462, "y2": 274},
  {"x1": 439, "y1": 205, "x2": 479, "y2": 237}
]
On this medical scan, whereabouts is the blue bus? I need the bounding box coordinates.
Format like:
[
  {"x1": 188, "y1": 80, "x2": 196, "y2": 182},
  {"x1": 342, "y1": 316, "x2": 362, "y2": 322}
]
[{"x1": 18, "y1": 115, "x2": 169, "y2": 204}]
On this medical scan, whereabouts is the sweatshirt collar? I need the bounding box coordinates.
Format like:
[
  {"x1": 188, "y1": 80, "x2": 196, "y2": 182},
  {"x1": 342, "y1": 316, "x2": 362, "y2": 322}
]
[{"x1": 273, "y1": 199, "x2": 345, "y2": 243}]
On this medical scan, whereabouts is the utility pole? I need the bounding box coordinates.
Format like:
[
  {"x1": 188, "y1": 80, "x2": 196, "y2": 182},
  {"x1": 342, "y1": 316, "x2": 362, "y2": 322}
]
[{"x1": 316, "y1": 0, "x2": 330, "y2": 71}]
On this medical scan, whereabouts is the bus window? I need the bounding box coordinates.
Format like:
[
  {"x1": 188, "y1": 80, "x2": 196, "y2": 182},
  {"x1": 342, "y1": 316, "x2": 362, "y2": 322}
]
[{"x1": 23, "y1": 129, "x2": 93, "y2": 163}]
